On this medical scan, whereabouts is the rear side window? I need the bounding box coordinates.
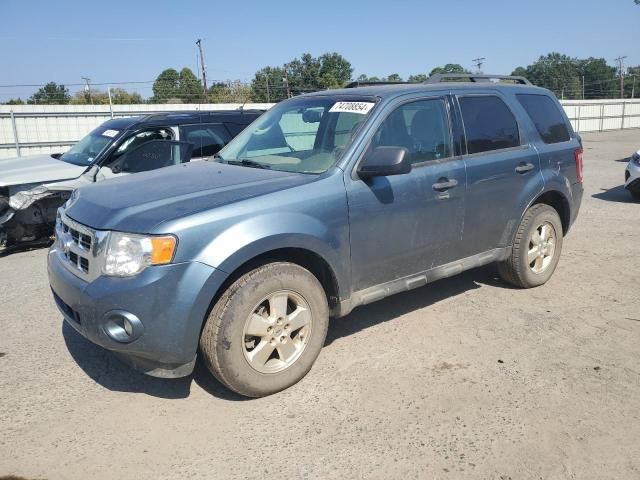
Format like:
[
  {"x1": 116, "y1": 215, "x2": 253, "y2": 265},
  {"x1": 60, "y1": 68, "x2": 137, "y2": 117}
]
[
  {"x1": 458, "y1": 95, "x2": 520, "y2": 154},
  {"x1": 181, "y1": 123, "x2": 231, "y2": 157},
  {"x1": 516, "y1": 94, "x2": 570, "y2": 144}
]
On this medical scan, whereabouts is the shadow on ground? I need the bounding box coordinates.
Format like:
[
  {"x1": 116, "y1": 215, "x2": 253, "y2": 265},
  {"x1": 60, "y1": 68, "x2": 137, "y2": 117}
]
[
  {"x1": 592, "y1": 185, "x2": 639, "y2": 203},
  {"x1": 63, "y1": 265, "x2": 502, "y2": 400}
]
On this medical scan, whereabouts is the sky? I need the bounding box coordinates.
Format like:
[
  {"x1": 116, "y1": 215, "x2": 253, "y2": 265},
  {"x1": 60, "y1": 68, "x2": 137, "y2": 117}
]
[{"x1": 0, "y1": 0, "x2": 638, "y2": 101}]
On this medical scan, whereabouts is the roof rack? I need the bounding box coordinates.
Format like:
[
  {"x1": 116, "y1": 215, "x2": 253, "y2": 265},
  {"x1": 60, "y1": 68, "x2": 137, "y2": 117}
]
[
  {"x1": 425, "y1": 74, "x2": 531, "y2": 85},
  {"x1": 345, "y1": 81, "x2": 411, "y2": 88}
]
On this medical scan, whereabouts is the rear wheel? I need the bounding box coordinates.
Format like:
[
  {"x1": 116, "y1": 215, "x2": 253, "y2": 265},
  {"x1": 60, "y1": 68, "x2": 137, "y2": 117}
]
[
  {"x1": 497, "y1": 204, "x2": 563, "y2": 288},
  {"x1": 200, "y1": 262, "x2": 329, "y2": 397}
]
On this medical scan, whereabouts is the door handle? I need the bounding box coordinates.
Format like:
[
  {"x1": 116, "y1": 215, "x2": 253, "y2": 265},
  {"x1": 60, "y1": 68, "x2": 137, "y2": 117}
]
[
  {"x1": 515, "y1": 162, "x2": 535, "y2": 174},
  {"x1": 432, "y1": 178, "x2": 459, "y2": 192}
]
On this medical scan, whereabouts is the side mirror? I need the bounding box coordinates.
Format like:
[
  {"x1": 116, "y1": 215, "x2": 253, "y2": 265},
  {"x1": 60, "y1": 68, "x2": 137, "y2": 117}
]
[{"x1": 358, "y1": 146, "x2": 411, "y2": 179}]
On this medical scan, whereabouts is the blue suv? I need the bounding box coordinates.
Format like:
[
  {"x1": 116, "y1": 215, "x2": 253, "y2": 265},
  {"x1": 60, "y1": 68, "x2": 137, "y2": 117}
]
[{"x1": 48, "y1": 74, "x2": 583, "y2": 397}]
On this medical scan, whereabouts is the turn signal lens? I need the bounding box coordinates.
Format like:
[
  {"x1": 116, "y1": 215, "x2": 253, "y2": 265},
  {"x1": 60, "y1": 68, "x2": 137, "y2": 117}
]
[{"x1": 150, "y1": 236, "x2": 177, "y2": 265}]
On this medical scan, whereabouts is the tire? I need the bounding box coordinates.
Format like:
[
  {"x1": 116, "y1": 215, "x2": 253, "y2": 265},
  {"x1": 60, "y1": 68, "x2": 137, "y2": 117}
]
[
  {"x1": 200, "y1": 262, "x2": 329, "y2": 397},
  {"x1": 497, "y1": 204, "x2": 563, "y2": 289}
]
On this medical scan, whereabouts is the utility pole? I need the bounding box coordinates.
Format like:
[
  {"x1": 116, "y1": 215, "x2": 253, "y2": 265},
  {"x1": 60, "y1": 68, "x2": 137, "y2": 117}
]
[
  {"x1": 472, "y1": 57, "x2": 485, "y2": 74},
  {"x1": 615, "y1": 56, "x2": 627, "y2": 98},
  {"x1": 582, "y1": 75, "x2": 585, "y2": 100},
  {"x1": 632, "y1": 75, "x2": 636, "y2": 99},
  {"x1": 81, "y1": 76, "x2": 93, "y2": 105},
  {"x1": 196, "y1": 39, "x2": 208, "y2": 95},
  {"x1": 265, "y1": 76, "x2": 270, "y2": 103},
  {"x1": 283, "y1": 64, "x2": 291, "y2": 98}
]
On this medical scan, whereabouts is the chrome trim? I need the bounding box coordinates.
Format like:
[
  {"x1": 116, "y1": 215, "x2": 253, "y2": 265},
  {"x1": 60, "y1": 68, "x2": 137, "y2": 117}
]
[{"x1": 54, "y1": 206, "x2": 110, "y2": 282}]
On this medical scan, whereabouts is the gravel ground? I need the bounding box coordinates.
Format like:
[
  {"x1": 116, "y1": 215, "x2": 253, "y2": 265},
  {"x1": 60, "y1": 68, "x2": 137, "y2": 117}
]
[{"x1": 1, "y1": 129, "x2": 639, "y2": 480}]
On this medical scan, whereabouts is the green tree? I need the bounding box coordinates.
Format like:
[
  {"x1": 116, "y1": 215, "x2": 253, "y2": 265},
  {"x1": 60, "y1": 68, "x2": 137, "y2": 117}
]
[
  {"x1": 27, "y1": 82, "x2": 70, "y2": 104},
  {"x1": 511, "y1": 53, "x2": 581, "y2": 99},
  {"x1": 386, "y1": 73, "x2": 403, "y2": 82},
  {"x1": 178, "y1": 68, "x2": 203, "y2": 103},
  {"x1": 408, "y1": 74, "x2": 428, "y2": 83},
  {"x1": 151, "y1": 68, "x2": 180, "y2": 103},
  {"x1": 575, "y1": 58, "x2": 617, "y2": 99},
  {"x1": 250, "y1": 66, "x2": 288, "y2": 102},
  {"x1": 625, "y1": 66, "x2": 639, "y2": 98},
  {"x1": 430, "y1": 64, "x2": 470, "y2": 76},
  {"x1": 110, "y1": 88, "x2": 144, "y2": 104},
  {"x1": 317, "y1": 52, "x2": 352, "y2": 88},
  {"x1": 3, "y1": 98, "x2": 25, "y2": 105},
  {"x1": 251, "y1": 52, "x2": 353, "y2": 101}
]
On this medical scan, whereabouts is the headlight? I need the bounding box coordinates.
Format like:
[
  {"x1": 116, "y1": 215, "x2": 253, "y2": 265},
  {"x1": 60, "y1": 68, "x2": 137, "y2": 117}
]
[
  {"x1": 633, "y1": 151, "x2": 640, "y2": 166},
  {"x1": 103, "y1": 232, "x2": 177, "y2": 277}
]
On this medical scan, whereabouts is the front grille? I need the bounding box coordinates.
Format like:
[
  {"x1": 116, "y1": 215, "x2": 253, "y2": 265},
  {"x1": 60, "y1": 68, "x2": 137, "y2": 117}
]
[
  {"x1": 63, "y1": 222, "x2": 93, "y2": 251},
  {"x1": 57, "y1": 214, "x2": 97, "y2": 279}
]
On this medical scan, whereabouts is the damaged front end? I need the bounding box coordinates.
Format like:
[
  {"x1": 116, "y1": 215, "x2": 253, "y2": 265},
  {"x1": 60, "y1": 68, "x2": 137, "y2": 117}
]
[{"x1": 0, "y1": 184, "x2": 71, "y2": 253}]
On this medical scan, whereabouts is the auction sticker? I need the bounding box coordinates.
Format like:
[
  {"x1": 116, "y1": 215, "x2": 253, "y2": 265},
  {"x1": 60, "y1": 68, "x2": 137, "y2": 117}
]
[
  {"x1": 329, "y1": 102, "x2": 375, "y2": 115},
  {"x1": 101, "y1": 129, "x2": 119, "y2": 138}
]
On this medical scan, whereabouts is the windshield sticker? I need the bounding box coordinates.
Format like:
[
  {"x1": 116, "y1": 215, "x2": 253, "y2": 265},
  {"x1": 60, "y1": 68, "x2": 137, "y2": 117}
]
[
  {"x1": 329, "y1": 102, "x2": 375, "y2": 115},
  {"x1": 101, "y1": 129, "x2": 119, "y2": 138}
]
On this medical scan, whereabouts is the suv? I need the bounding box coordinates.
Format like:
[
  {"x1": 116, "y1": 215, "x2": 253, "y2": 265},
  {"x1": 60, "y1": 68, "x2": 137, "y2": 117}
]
[
  {"x1": 48, "y1": 75, "x2": 583, "y2": 397},
  {"x1": 0, "y1": 109, "x2": 263, "y2": 252}
]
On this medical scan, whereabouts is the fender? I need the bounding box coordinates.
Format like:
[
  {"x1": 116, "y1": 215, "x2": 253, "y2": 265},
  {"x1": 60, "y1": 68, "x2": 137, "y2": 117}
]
[{"x1": 192, "y1": 212, "x2": 351, "y2": 301}]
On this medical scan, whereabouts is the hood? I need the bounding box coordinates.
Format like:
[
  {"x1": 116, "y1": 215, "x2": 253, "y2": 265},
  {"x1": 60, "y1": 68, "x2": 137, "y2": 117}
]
[
  {"x1": 65, "y1": 161, "x2": 317, "y2": 232},
  {"x1": 0, "y1": 154, "x2": 87, "y2": 187}
]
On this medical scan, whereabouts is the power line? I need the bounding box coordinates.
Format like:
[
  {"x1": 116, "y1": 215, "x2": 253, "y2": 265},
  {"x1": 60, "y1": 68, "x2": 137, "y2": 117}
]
[{"x1": 472, "y1": 57, "x2": 485, "y2": 73}]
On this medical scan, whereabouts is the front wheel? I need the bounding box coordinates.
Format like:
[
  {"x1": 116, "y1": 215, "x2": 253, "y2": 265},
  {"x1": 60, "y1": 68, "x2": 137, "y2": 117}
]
[
  {"x1": 200, "y1": 262, "x2": 329, "y2": 397},
  {"x1": 497, "y1": 204, "x2": 564, "y2": 288}
]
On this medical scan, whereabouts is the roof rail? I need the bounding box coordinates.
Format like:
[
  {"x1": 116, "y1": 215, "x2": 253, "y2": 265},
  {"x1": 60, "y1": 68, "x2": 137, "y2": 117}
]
[
  {"x1": 345, "y1": 81, "x2": 411, "y2": 88},
  {"x1": 425, "y1": 74, "x2": 531, "y2": 85}
]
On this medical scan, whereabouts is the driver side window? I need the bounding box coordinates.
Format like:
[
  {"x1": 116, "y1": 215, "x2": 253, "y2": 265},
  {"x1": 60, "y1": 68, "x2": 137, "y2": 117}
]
[
  {"x1": 372, "y1": 99, "x2": 452, "y2": 165},
  {"x1": 110, "y1": 128, "x2": 175, "y2": 163}
]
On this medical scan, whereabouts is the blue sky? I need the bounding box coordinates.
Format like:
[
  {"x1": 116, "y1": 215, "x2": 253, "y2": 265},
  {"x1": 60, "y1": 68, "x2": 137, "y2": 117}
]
[{"x1": 0, "y1": 0, "x2": 638, "y2": 101}]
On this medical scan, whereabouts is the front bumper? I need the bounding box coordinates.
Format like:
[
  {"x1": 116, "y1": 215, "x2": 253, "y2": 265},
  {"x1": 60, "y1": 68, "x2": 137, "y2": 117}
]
[{"x1": 48, "y1": 245, "x2": 226, "y2": 378}]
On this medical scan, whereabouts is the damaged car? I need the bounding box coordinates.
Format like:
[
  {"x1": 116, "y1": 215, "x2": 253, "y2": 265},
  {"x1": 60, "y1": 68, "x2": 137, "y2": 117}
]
[{"x1": 0, "y1": 109, "x2": 263, "y2": 252}]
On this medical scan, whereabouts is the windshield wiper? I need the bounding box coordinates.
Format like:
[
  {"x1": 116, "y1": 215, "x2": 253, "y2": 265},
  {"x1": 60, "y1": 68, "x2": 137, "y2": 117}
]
[{"x1": 227, "y1": 159, "x2": 271, "y2": 170}]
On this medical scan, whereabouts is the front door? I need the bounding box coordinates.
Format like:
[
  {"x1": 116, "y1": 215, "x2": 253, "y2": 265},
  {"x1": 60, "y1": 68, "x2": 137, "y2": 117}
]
[{"x1": 345, "y1": 96, "x2": 466, "y2": 292}]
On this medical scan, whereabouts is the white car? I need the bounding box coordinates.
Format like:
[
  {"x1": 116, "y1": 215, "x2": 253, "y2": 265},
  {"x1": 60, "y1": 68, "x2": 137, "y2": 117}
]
[
  {"x1": 625, "y1": 150, "x2": 640, "y2": 200},
  {"x1": 0, "y1": 110, "x2": 263, "y2": 252}
]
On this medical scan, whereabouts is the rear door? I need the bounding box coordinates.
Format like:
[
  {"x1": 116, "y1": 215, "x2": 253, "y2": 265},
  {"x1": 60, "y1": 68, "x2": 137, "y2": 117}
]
[
  {"x1": 514, "y1": 93, "x2": 582, "y2": 184},
  {"x1": 455, "y1": 92, "x2": 543, "y2": 257}
]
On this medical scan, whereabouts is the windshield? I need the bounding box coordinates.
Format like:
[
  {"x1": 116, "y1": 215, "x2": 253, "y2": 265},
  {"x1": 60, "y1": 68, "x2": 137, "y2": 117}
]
[
  {"x1": 217, "y1": 96, "x2": 377, "y2": 174},
  {"x1": 59, "y1": 126, "x2": 122, "y2": 166}
]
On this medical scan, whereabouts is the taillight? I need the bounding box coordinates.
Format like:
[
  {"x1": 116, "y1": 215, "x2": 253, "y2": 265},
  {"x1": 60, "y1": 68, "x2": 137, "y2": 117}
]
[{"x1": 575, "y1": 147, "x2": 584, "y2": 183}]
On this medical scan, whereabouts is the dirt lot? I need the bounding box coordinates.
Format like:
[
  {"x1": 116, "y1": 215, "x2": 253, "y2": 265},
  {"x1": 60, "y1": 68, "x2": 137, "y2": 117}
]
[{"x1": 1, "y1": 129, "x2": 639, "y2": 480}]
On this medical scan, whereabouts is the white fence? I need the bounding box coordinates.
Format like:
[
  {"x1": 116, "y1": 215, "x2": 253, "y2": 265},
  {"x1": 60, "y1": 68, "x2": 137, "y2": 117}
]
[{"x1": 1, "y1": 99, "x2": 639, "y2": 159}]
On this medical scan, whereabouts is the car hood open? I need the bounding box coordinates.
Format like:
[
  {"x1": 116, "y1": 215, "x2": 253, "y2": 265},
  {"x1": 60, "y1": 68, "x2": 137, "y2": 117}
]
[
  {"x1": 65, "y1": 161, "x2": 317, "y2": 232},
  {"x1": 0, "y1": 154, "x2": 87, "y2": 187}
]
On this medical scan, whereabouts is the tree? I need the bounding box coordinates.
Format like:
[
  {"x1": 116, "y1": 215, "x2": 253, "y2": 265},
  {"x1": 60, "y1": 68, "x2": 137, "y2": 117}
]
[
  {"x1": 625, "y1": 66, "x2": 639, "y2": 98},
  {"x1": 151, "y1": 68, "x2": 180, "y2": 103},
  {"x1": 430, "y1": 64, "x2": 470, "y2": 76},
  {"x1": 250, "y1": 66, "x2": 288, "y2": 102},
  {"x1": 110, "y1": 88, "x2": 143, "y2": 104},
  {"x1": 386, "y1": 73, "x2": 403, "y2": 82},
  {"x1": 575, "y1": 58, "x2": 617, "y2": 99},
  {"x1": 511, "y1": 53, "x2": 581, "y2": 99},
  {"x1": 3, "y1": 98, "x2": 25, "y2": 105},
  {"x1": 251, "y1": 52, "x2": 353, "y2": 101},
  {"x1": 27, "y1": 82, "x2": 70, "y2": 104},
  {"x1": 408, "y1": 74, "x2": 428, "y2": 83},
  {"x1": 317, "y1": 52, "x2": 352, "y2": 88},
  {"x1": 209, "y1": 81, "x2": 252, "y2": 103},
  {"x1": 178, "y1": 68, "x2": 203, "y2": 103}
]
